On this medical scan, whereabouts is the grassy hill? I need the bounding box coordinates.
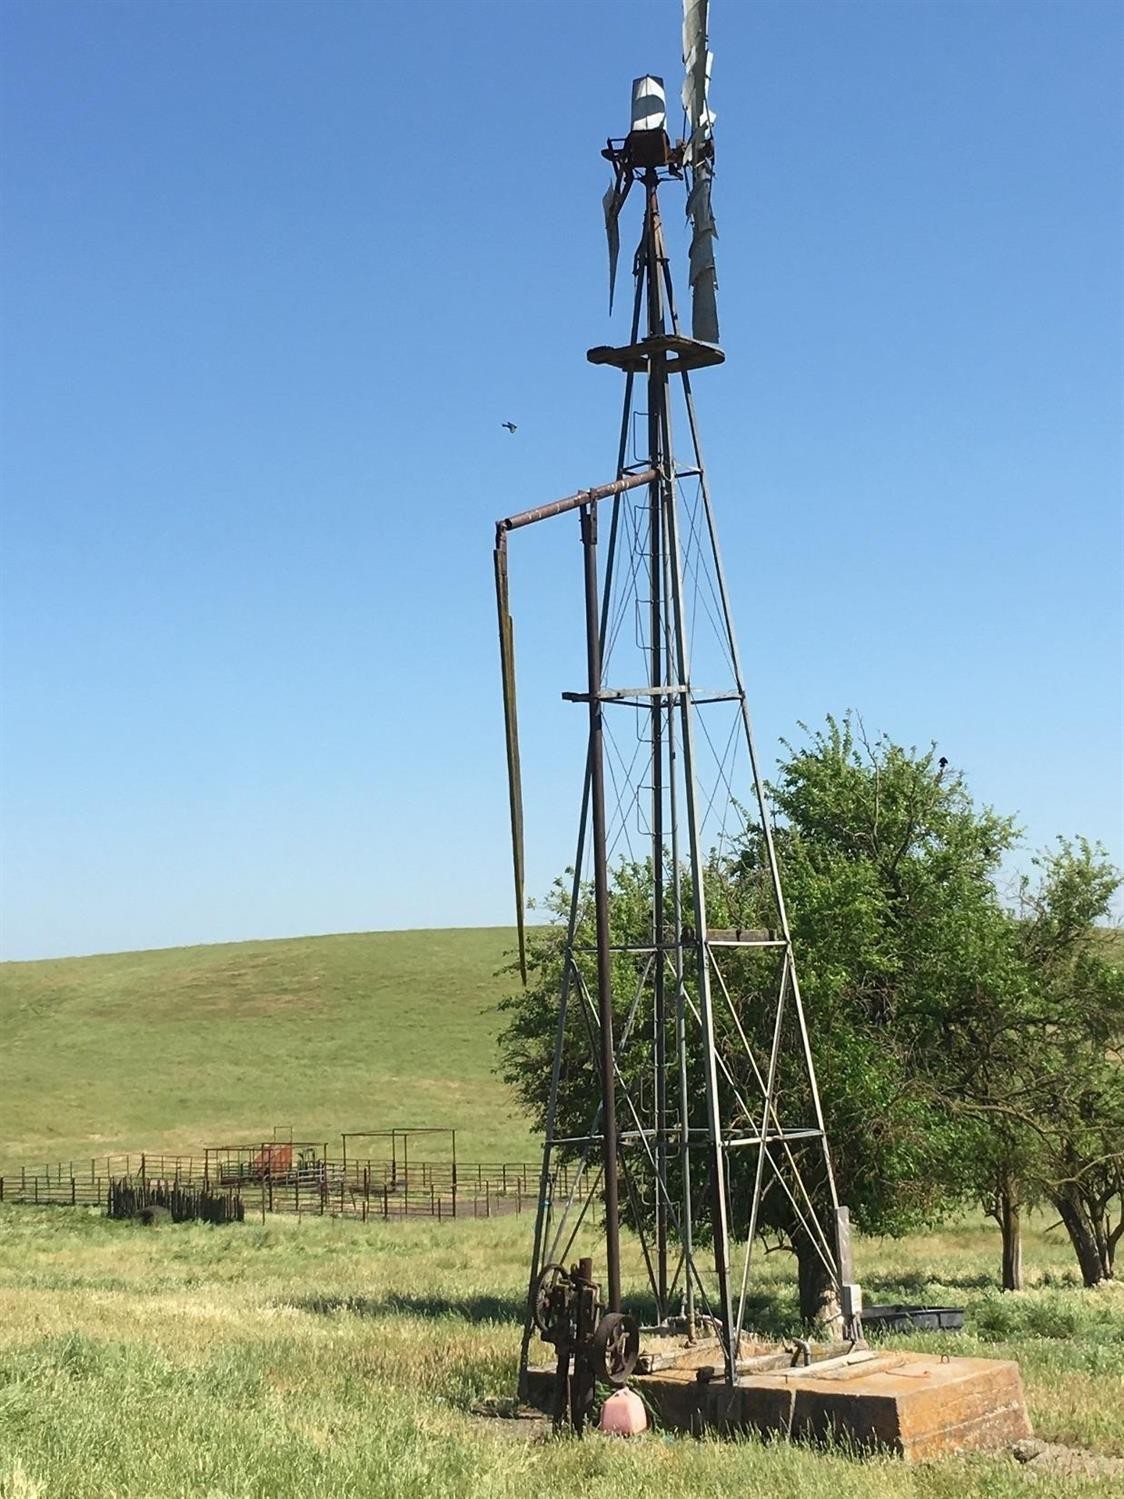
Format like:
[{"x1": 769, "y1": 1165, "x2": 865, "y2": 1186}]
[{"x1": 0, "y1": 928, "x2": 535, "y2": 1168}]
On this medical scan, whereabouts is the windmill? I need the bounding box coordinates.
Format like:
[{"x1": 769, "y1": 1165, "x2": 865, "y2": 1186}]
[{"x1": 494, "y1": 1, "x2": 861, "y2": 1428}]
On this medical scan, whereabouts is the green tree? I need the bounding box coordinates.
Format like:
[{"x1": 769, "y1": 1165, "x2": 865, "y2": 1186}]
[
  {"x1": 930, "y1": 837, "x2": 1124, "y2": 1288},
  {"x1": 1011, "y1": 841, "x2": 1124, "y2": 1284},
  {"x1": 498, "y1": 716, "x2": 1123, "y2": 1315},
  {"x1": 722, "y1": 717, "x2": 1018, "y2": 1310}
]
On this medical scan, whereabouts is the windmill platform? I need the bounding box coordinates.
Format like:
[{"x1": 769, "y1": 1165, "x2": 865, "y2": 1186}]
[
  {"x1": 586, "y1": 333, "x2": 725, "y2": 375},
  {"x1": 525, "y1": 1343, "x2": 1031, "y2": 1459}
]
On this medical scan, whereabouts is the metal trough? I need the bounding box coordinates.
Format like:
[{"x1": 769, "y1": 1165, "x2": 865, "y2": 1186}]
[{"x1": 863, "y1": 1305, "x2": 965, "y2": 1334}]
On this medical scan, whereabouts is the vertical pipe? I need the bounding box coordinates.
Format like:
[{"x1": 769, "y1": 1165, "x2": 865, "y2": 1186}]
[
  {"x1": 519, "y1": 220, "x2": 649, "y2": 1391},
  {"x1": 645, "y1": 170, "x2": 669, "y2": 1318},
  {"x1": 581, "y1": 499, "x2": 622, "y2": 1313}
]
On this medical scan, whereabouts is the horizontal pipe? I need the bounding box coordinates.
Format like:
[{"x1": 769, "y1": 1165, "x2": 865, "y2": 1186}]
[
  {"x1": 723, "y1": 1128, "x2": 826, "y2": 1149},
  {"x1": 551, "y1": 1128, "x2": 713, "y2": 1146},
  {"x1": 562, "y1": 684, "x2": 689, "y2": 702},
  {"x1": 495, "y1": 468, "x2": 657, "y2": 540}
]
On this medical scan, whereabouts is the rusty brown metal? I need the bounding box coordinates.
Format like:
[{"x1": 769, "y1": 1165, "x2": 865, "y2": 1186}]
[
  {"x1": 580, "y1": 501, "x2": 622, "y2": 1314},
  {"x1": 493, "y1": 467, "x2": 658, "y2": 985},
  {"x1": 526, "y1": 1348, "x2": 1032, "y2": 1457},
  {"x1": 535, "y1": 1257, "x2": 639, "y2": 1433},
  {"x1": 493, "y1": 539, "x2": 527, "y2": 983},
  {"x1": 586, "y1": 334, "x2": 724, "y2": 375},
  {"x1": 496, "y1": 469, "x2": 657, "y2": 539}
]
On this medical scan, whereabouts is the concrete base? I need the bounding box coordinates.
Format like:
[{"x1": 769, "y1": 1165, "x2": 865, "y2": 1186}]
[{"x1": 527, "y1": 1348, "x2": 1031, "y2": 1460}]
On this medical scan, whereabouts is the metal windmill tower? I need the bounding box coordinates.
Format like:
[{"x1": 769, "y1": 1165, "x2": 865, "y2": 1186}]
[{"x1": 494, "y1": 2, "x2": 861, "y2": 1420}]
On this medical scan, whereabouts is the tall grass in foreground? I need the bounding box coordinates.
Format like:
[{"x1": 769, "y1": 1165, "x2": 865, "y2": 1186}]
[{"x1": 1, "y1": 1207, "x2": 1121, "y2": 1498}]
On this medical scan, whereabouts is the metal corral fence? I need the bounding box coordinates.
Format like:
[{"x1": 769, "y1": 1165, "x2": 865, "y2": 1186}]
[
  {"x1": 0, "y1": 1152, "x2": 578, "y2": 1224},
  {"x1": 106, "y1": 1176, "x2": 245, "y2": 1225}
]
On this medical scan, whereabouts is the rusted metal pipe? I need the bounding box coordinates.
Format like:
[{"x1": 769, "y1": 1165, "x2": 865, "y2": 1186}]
[
  {"x1": 496, "y1": 470, "x2": 657, "y2": 542},
  {"x1": 580, "y1": 500, "x2": 622, "y2": 1314}
]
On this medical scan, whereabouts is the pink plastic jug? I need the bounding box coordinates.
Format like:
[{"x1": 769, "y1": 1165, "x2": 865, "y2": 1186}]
[{"x1": 599, "y1": 1387, "x2": 648, "y2": 1436}]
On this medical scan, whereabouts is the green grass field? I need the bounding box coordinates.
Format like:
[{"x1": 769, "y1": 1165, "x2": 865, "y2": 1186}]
[
  {"x1": 0, "y1": 1207, "x2": 1121, "y2": 1498},
  {"x1": 2, "y1": 928, "x2": 1123, "y2": 1496}
]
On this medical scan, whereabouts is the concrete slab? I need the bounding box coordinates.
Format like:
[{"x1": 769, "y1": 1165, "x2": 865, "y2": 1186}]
[{"x1": 527, "y1": 1350, "x2": 1032, "y2": 1459}]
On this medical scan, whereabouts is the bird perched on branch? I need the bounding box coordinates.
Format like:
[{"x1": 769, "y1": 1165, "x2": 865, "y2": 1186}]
[{"x1": 501, "y1": 421, "x2": 517, "y2": 434}]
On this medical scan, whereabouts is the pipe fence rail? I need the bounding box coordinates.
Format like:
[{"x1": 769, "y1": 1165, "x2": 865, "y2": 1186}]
[{"x1": 0, "y1": 1151, "x2": 578, "y2": 1225}]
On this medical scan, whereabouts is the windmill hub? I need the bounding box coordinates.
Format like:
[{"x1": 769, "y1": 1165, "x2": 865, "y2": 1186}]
[{"x1": 621, "y1": 74, "x2": 673, "y2": 169}]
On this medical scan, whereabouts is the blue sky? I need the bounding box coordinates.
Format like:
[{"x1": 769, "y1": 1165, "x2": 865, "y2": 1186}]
[{"x1": 1, "y1": 0, "x2": 1120, "y2": 961}]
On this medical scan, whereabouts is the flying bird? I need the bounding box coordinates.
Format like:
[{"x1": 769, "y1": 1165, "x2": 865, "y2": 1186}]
[{"x1": 501, "y1": 421, "x2": 517, "y2": 433}]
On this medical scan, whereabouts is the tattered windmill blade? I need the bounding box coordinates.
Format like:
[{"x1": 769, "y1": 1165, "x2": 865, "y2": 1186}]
[
  {"x1": 687, "y1": 165, "x2": 719, "y2": 343},
  {"x1": 681, "y1": 0, "x2": 719, "y2": 343},
  {"x1": 681, "y1": 0, "x2": 714, "y2": 148},
  {"x1": 602, "y1": 165, "x2": 632, "y2": 314},
  {"x1": 493, "y1": 534, "x2": 528, "y2": 984}
]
